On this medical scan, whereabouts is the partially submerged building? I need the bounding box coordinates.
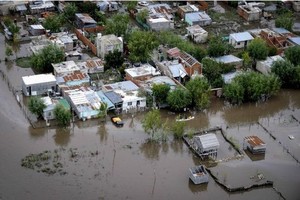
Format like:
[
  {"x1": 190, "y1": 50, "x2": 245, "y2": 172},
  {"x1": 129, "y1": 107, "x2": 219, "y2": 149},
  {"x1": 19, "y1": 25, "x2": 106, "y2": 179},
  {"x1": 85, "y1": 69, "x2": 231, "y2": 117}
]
[
  {"x1": 243, "y1": 136, "x2": 266, "y2": 154},
  {"x1": 256, "y1": 55, "x2": 284, "y2": 75},
  {"x1": 41, "y1": 97, "x2": 70, "y2": 120},
  {"x1": 185, "y1": 11, "x2": 212, "y2": 26},
  {"x1": 28, "y1": 24, "x2": 46, "y2": 36},
  {"x1": 22, "y1": 74, "x2": 57, "y2": 96},
  {"x1": 186, "y1": 25, "x2": 208, "y2": 44},
  {"x1": 194, "y1": 133, "x2": 220, "y2": 159},
  {"x1": 229, "y1": 31, "x2": 254, "y2": 49}
]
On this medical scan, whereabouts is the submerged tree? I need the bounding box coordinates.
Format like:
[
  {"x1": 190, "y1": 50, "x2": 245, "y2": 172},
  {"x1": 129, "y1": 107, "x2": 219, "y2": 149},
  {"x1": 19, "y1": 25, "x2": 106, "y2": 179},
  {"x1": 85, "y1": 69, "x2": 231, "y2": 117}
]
[
  {"x1": 284, "y1": 46, "x2": 300, "y2": 66},
  {"x1": 152, "y1": 84, "x2": 170, "y2": 107},
  {"x1": 186, "y1": 77, "x2": 211, "y2": 110},
  {"x1": 142, "y1": 109, "x2": 163, "y2": 141},
  {"x1": 28, "y1": 96, "x2": 46, "y2": 118},
  {"x1": 54, "y1": 104, "x2": 71, "y2": 126},
  {"x1": 167, "y1": 88, "x2": 192, "y2": 111},
  {"x1": 171, "y1": 121, "x2": 186, "y2": 139}
]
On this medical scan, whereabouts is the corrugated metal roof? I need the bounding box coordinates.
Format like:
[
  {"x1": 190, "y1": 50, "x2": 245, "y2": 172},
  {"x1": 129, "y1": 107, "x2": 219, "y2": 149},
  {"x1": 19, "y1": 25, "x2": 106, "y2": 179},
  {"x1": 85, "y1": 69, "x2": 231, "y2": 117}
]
[
  {"x1": 104, "y1": 91, "x2": 122, "y2": 104},
  {"x1": 196, "y1": 133, "x2": 219, "y2": 149},
  {"x1": 272, "y1": 27, "x2": 290, "y2": 34},
  {"x1": 22, "y1": 74, "x2": 56, "y2": 85},
  {"x1": 214, "y1": 55, "x2": 242, "y2": 64},
  {"x1": 96, "y1": 91, "x2": 115, "y2": 110},
  {"x1": 168, "y1": 63, "x2": 187, "y2": 78},
  {"x1": 185, "y1": 11, "x2": 211, "y2": 22},
  {"x1": 230, "y1": 32, "x2": 254, "y2": 42},
  {"x1": 289, "y1": 37, "x2": 300, "y2": 45}
]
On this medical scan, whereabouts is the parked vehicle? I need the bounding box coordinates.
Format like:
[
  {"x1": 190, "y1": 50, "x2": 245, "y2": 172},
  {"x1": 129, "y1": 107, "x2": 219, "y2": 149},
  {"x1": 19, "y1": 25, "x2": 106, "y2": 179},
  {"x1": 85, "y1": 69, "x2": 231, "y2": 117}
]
[{"x1": 111, "y1": 116, "x2": 124, "y2": 127}]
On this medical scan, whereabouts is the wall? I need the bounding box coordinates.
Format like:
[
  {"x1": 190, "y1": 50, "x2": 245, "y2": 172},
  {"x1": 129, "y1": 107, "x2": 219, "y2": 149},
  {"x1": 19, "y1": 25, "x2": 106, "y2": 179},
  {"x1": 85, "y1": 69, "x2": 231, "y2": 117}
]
[{"x1": 74, "y1": 29, "x2": 97, "y2": 55}]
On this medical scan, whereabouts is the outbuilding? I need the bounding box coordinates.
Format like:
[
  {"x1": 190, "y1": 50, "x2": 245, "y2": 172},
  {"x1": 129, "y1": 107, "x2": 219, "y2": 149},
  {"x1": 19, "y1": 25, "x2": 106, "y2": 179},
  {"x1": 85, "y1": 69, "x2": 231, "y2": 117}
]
[
  {"x1": 229, "y1": 32, "x2": 254, "y2": 48},
  {"x1": 22, "y1": 74, "x2": 57, "y2": 96}
]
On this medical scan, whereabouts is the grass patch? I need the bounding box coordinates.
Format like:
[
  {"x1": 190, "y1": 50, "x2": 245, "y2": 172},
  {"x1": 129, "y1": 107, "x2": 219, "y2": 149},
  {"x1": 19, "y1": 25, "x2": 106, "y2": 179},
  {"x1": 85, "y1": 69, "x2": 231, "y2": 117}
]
[{"x1": 16, "y1": 57, "x2": 32, "y2": 68}]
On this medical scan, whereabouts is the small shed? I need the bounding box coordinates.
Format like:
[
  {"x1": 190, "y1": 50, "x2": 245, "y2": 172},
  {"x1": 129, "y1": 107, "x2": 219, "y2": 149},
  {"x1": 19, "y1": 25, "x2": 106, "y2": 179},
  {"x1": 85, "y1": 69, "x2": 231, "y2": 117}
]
[
  {"x1": 194, "y1": 133, "x2": 219, "y2": 159},
  {"x1": 75, "y1": 13, "x2": 97, "y2": 29},
  {"x1": 243, "y1": 136, "x2": 266, "y2": 154},
  {"x1": 185, "y1": 11, "x2": 212, "y2": 26},
  {"x1": 229, "y1": 32, "x2": 254, "y2": 48},
  {"x1": 214, "y1": 55, "x2": 243, "y2": 69},
  {"x1": 186, "y1": 25, "x2": 208, "y2": 43},
  {"x1": 15, "y1": 4, "x2": 28, "y2": 15},
  {"x1": 22, "y1": 74, "x2": 57, "y2": 96},
  {"x1": 29, "y1": 24, "x2": 45, "y2": 36}
]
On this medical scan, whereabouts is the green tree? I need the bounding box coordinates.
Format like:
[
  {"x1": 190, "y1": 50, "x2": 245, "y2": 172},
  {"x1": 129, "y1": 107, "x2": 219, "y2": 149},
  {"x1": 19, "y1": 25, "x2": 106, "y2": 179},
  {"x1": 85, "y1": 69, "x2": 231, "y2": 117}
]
[
  {"x1": 142, "y1": 109, "x2": 163, "y2": 140},
  {"x1": 284, "y1": 46, "x2": 300, "y2": 66},
  {"x1": 97, "y1": 102, "x2": 108, "y2": 119},
  {"x1": 247, "y1": 38, "x2": 269, "y2": 61},
  {"x1": 171, "y1": 121, "x2": 186, "y2": 139},
  {"x1": 152, "y1": 84, "x2": 170, "y2": 106},
  {"x1": 186, "y1": 77, "x2": 211, "y2": 110},
  {"x1": 28, "y1": 96, "x2": 46, "y2": 118},
  {"x1": 94, "y1": 10, "x2": 106, "y2": 26},
  {"x1": 105, "y1": 13, "x2": 130, "y2": 38},
  {"x1": 104, "y1": 49, "x2": 124, "y2": 70},
  {"x1": 125, "y1": 1, "x2": 137, "y2": 11},
  {"x1": 128, "y1": 30, "x2": 159, "y2": 62},
  {"x1": 5, "y1": 46, "x2": 13, "y2": 59},
  {"x1": 8, "y1": 23, "x2": 20, "y2": 43},
  {"x1": 31, "y1": 44, "x2": 65, "y2": 73},
  {"x1": 63, "y1": 3, "x2": 78, "y2": 22},
  {"x1": 207, "y1": 36, "x2": 231, "y2": 57},
  {"x1": 223, "y1": 81, "x2": 244, "y2": 105},
  {"x1": 275, "y1": 13, "x2": 294, "y2": 31},
  {"x1": 136, "y1": 9, "x2": 149, "y2": 24},
  {"x1": 43, "y1": 14, "x2": 63, "y2": 33},
  {"x1": 167, "y1": 88, "x2": 192, "y2": 111},
  {"x1": 271, "y1": 59, "x2": 300, "y2": 89},
  {"x1": 54, "y1": 104, "x2": 71, "y2": 126},
  {"x1": 241, "y1": 51, "x2": 252, "y2": 70},
  {"x1": 202, "y1": 58, "x2": 224, "y2": 88}
]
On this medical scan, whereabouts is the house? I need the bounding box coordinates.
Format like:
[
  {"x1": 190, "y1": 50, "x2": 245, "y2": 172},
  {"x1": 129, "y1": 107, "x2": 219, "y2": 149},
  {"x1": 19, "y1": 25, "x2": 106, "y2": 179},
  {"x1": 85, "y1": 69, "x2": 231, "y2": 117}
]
[
  {"x1": 28, "y1": 24, "x2": 45, "y2": 36},
  {"x1": 41, "y1": 97, "x2": 70, "y2": 120},
  {"x1": 64, "y1": 87, "x2": 104, "y2": 120},
  {"x1": 56, "y1": 71, "x2": 90, "y2": 87},
  {"x1": 146, "y1": 4, "x2": 174, "y2": 31},
  {"x1": 96, "y1": 33, "x2": 123, "y2": 59},
  {"x1": 56, "y1": 34, "x2": 74, "y2": 52},
  {"x1": 293, "y1": 1, "x2": 300, "y2": 12},
  {"x1": 97, "y1": 1, "x2": 118, "y2": 12},
  {"x1": 77, "y1": 58, "x2": 105, "y2": 74},
  {"x1": 22, "y1": 74, "x2": 57, "y2": 96},
  {"x1": 178, "y1": 51, "x2": 202, "y2": 77},
  {"x1": 193, "y1": 133, "x2": 219, "y2": 159},
  {"x1": 167, "y1": 47, "x2": 181, "y2": 59},
  {"x1": 15, "y1": 4, "x2": 28, "y2": 15},
  {"x1": 237, "y1": 3, "x2": 262, "y2": 21},
  {"x1": 52, "y1": 60, "x2": 81, "y2": 77},
  {"x1": 186, "y1": 25, "x2": 208, "y2": 43},
  {"x1": 102, "y1": 81, "x2": 146, "y2": 113},
  {"x1": 160, "y1": 60, "x2": 188, "y2": 82},
  {"x1": 229, "y1": 32, "x2": 254, "y2": 48},
  {"x1": 213, "y1": 55, "x2": 243, "y2": 69},
  {"x1": 184, "y1": 11, "x2": 212, "y2": 26},
  {"x1": 243, "y1": 136, "x2": 266, "y2": 154},
  {"x1": 177, "y1": 4, "x2": 199, "y2": 19},
  {"x1": 256, "y1": 55, "x2": 284, "y2": 75},
  {"x1": 125, "y1": 64, "x2": 161, "y2": 86},
  {"x1": 139, "y1": 76, "x2": 177, "y2": 93},
  {"x1": 96, "y1": 91, "x2": 115, "y2": 110},
  {"x1": 75, "y1": 13, "x2": 97, "y2": 29},
  {"x1": 29, "y1": 1, "x2": 55, "y2": 14}
]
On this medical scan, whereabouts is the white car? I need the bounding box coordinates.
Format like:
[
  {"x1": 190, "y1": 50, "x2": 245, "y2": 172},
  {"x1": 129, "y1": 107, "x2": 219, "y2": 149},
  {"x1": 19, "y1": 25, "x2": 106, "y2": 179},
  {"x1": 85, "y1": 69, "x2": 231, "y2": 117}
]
[{"x1": 138, "y1": 1, "x2": 149, "y2": 7}]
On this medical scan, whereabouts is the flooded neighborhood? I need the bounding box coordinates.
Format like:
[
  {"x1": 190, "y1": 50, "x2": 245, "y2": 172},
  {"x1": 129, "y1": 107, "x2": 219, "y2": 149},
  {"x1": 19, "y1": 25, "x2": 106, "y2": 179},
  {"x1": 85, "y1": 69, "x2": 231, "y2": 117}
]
[{"x1": 0, "y1": 1, "x2": 300, "y2": 200}]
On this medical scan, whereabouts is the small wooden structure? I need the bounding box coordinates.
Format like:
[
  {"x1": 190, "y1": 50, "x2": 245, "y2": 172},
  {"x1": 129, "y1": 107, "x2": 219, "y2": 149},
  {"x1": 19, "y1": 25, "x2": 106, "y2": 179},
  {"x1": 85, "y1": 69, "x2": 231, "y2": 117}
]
[
  {"x1": 189, "y1": 165, "x2": 209, "y2": 184},
  {"x1": 193, "y1": 133, "x2": 220, "y2": 160},
  {"x1": 243, "y1": 136, "x2": 266, "y2": 154}
]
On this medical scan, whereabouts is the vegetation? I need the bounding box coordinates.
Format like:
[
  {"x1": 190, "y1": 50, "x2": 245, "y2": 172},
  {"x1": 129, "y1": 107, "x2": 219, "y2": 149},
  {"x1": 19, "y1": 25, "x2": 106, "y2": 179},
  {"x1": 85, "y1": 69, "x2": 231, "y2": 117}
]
[
  {"x1": 186, "y1": 77, "x2": 211, "y2": 110},
  {"x1": 63, "y1": 3, "x2": 78, "y2": 22},
  {"x1": 105, "y1": 13, "x2": 130, "y2": 38},
  {"x1": 271, "y1": 60, "x2": 300, "y2": 89},
  {"x1": 284, "y1": 46, "x2": 300, "y2": 66},
  {"x1": 207, "y1": 36, "x2": 232, "y2": 57},
  {"x1": 171, "y1": 121, "x2": 186, "y2": 139},
  {"x1": 136, "y1": 9, "x2": 149, "y2": 24},
  {"x1": 3, "y1": 18, "x2": 20, "y2": 42},
  {"x1": 247, "y1": 38, "x2": 269, "y2": 61},
  {"x1": 125, "y1": 1, "x2": 137, "y2": 11},
  {"x1": 223, "y1": 72, "x2": 281, "y2": 104},
  {"x1": 142, "y1": 109, "x2": 163, "y2": 141},
  {"x1": 128, "y1": 30, "x2": 159, "y2": 62},
  {"x1": 30, "y1": 44, "x2": 65, "y2": 73},
  {"x1": 5, "y1": 46, "x2": 13, "y2": 59},
  {"x1": 275, "y1": 12, "x2": 294, "y2": 32},
  {"x1": 43, "y1": 14, "x2": 64, "y2": 33},
  {"x1": 54, "y1": 104, "x2": 71, "y2": 126},
  {"x1": 16, "y1": 57, "x2": 32, "y2": 68},
  {"x1": 104, "y1": 49, "x2": 124, "y2": 70},
  {"x1": 152, "y1": 84, "x2": 170, "y2": 106},
  {"x1": 97, "y1": 103, "x2": 108, "y2": 119},
  {"x1": 167, "y1": 87, "x2": 192, "y2": 111},
  {"x1": 28, "y1": 96, "x2": 46, "y2": 118},
  {"x1": 241, "y1": 51, "x2": 251, "y2": 70}
]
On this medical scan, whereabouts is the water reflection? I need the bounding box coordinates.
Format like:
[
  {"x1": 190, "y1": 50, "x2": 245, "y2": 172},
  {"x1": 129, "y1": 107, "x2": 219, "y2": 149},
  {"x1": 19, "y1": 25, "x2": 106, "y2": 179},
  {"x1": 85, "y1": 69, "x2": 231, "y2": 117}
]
[
  {"x1": 188, "y1": 180, "x2": 208, "y2": 193},
  {"x1": 29, "y1": 126, "x2": 48, "y2": 139},
  {"x1": 169, "y1": 140, "x2": 184, "y2": 154},
  {"x1": 97, "y1": 123, "x2": 108, "y2": 144},
  {"x1": 53, "y1": 127, "x2": 72, "y2": 146},
  {"x1": 140, "y1": 141, "x2": 161, "y2": 160}
]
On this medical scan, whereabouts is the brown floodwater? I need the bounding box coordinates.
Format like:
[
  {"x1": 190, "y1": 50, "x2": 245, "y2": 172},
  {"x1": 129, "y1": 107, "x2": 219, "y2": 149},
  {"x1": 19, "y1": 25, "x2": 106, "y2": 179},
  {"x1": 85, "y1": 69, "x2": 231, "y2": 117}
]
[{"x1": 0, "y1": 33, "x2": 300, "y2": 200}]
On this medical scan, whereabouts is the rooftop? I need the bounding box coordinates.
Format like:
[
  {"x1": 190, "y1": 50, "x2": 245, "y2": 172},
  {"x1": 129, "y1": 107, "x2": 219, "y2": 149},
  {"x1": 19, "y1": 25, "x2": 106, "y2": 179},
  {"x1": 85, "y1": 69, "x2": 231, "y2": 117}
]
[
  {"x1": 179, "y1": 51, "x2": 200, "y2": 67},
  {"x1": 214, "y1": 55, "x2": 242, "y2": 64},
  {"x1": 222, "y1": 71, "x2": 240, "y2": 84},
  {"x1": 196, "y1": 133, "x2": 220, "y2": 150},
  {"x1": 259, "y1": 55, "x2": 284, "y2": 68},
  {"x1": 289, "y1": 37, "x2": 300, "y2": 45},
  {"x1": 104, "y1": 91, "x2": 123, "y2": 104},
  {"x1": 244, "y1": 136, "x2": 265, "y2": 147},
  {"x1": 167, "y1": 63, "x2": 187, "y2": 78},
  {"x1": 185, "y1": 11, "x2": 211, "y2": 22},
  {"x1": 22, "y1": 74, "x2": 56, "y2": 85},
  {"x1": 52, "y1": 60, "x2": 80, "y2": 75},
  {"x1": 61, "y1": 71, "x2": 89, "y2": 83},
  {"x1": 125, "y1": 64, "x2": 160, "y2": 78},
  {"x1": 178, "y1": 4, "x2": 199, "y2": 13},
  {"x1": 75, "y1": 13, "x2": 97, "y2": 24},
  {"x1": 103, "y1": 81, "x2": 139, "y2": 92},
  {"x1": 230, "y1": 31, "x2": 254, "y2": 42},
  {"x1": 186, "y1": 25, "x2": 207, "y2": 35}
]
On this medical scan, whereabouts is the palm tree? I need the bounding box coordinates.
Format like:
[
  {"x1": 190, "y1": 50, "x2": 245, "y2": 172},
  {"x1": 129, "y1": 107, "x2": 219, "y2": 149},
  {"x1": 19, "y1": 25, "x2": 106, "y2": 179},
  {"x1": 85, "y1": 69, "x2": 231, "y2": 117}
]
[{"x1": 97, "y1": 102, "x2": 108, "y2": 120}]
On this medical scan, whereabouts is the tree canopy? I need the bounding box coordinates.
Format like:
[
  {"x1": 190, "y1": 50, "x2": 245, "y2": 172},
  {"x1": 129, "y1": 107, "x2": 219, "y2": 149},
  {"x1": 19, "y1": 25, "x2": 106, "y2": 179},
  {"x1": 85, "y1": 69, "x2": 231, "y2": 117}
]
[
  {"x1": 152, "y1": 84, "x2": 170, "y2": 106},
  {"x1": 63, "y1": 3, "x2": 78, "y2": 22},
  {"x1": 247, "y1": 38, "x2": 269, "y2": 61},
  {"x1": 30, "y1": 44, "x2": 65, "y2": 73},
  {"x1": 167, "y1": 87, "x2": 192, "y2": 111},
  {"x1": 142, "y1": 109, "x2": 163, "y2": 140},
  {"x1": 104, "y1": 49, "x2": 124, "y2": 70},
  {"x1": 105, "y1": 13, "x2": 130, "y2": 38},
  {"x1": 128, "y1": 30, "x2": 159, "y2": 63},
  {"x1": 54, "y1": 104, "x2": 71, "y2": 126},
  {"x1": 284, "y1": 46, "x2": 300, "y2": 66},
  {"x1": 43, "y1": 14, "x2": 64, "y2": 33},
  {"x1": 171, "y1": 121, "x2": 186, "y2": 139},
  {"x1": 275, "y1": 12, "x2": 294, "y2": 32},
  {"x1": 185, "y1": 77, "x2": 211, "y2": 110},
  {"x1": 207, "y1": 36, "x2": 231, "y2": 57},
  {"x1": 28, "y1": 96, "x2": 46, "y2": 118}
]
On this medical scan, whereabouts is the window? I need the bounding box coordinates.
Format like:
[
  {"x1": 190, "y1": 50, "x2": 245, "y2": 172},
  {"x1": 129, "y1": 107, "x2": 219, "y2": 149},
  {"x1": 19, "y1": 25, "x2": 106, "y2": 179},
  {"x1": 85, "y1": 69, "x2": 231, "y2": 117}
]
[
  {"x1": 128, "y1": 102, "x2": 132, "y2": 106},
  {"x1": 237, "y1": 42, "x2": 240, "y2": 45}
]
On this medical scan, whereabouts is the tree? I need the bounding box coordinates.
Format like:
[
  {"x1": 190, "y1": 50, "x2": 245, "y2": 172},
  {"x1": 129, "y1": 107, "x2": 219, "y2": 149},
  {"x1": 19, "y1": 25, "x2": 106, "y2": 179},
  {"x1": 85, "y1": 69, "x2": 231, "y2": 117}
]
[
  {"x1": 8, "y1": 23, "x2": 20, "y2": 43},
  {"x1": 207, "y1": 36, "x2": 231, "y2": 57},
  {"x1": 167, "y1": 88, "x2": 192, "y2": 111},
  {"x1": 104, "y1": 49, "x2": 124, "y2": 70},
  {"x1": 128, "y1": 30, "x2": 159, "y2": 62},
  {"x1": 275, "y1": 13, "x2": 294, "y2": 32},
  {"x1": 5, "y1": 46, "x2": 13, "y2": 60},
  {"x1": 28, "y1": 96, "x2": 46, "y2": 118},
  {"x1": 284, "y1": 46, "x2": 300, "y2": 66},
  {"x1": 241, "y1": 51, "x2": 251, "y2": 70},
  {"x1": 136, "y1": 9, "x2": 149, "y2": 24},
  {"x1": 247, "y1": 38, "x2": 269, "y2": 61},
  {"x1": 223, "y1": 81, "x2": 244, "y2": 105},
  {"x1": 125, "y1": 1, "x2": 137, "y2": 11},
  {"x1": 94, "y1": 10, "x2": 106, "y2": 26},
  {"x1": 271, "y1": 59, "x2": 300, "y2": 89},
  {"x1": 54, "y1": 104, "x2": 71, "y2": 126},
  {"x1": 186, "y1": 77, "x2": 211, "y2": 110},
  {"x1": 63, "y1": 3, "x2": 78, "y2": 22},
  {"x1": 152, "y1": 84, "x2": 170, "y2": 106},
  {"x1": 142, "y1": 109, "x2": 163, "y2": 140},
  {"x1": 202, "y1": 58, "x2": 224, "y2": 88},
  {"x1": 43, "y1": 14, "x2": 63, "y2": 33},
  {"x1": 31, "y1": 44, "x2": 65, "y2": 73},
  {"x1": 105, "y1": 13, "x2": 130, "y2": 38},
  {"x1": 171, "y1": 121, "x2": 186, "y2": 139}
]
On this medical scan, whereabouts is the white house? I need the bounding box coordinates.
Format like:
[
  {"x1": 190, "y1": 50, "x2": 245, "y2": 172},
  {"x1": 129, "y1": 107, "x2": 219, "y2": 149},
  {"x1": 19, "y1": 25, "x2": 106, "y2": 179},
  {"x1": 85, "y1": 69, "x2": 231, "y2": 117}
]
[
  {"x1": 256, "y1": 55, "x2": 284, "y2": 75},
  {"x1": 229, "y1": 32, "x2": 254, "y2": 48},
  {"x1": 52, "y1": 60, "x2": 80, "y2": 77},
  {"x1": 186, "y1": 25, "x2": 208, "y2": 43},
  {"x1": 22, "y1": 74, "x2": 57, "y2": 96},
  {"x1": 96, "y1": 34, "x2": 123, "y2": 59}
]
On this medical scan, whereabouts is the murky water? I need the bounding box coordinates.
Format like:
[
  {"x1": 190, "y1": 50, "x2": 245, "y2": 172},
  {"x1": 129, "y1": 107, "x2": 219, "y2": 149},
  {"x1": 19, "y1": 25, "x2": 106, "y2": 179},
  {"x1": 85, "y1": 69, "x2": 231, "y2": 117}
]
[{"x1": 0, "y1": 33, "x2": 300, "y2": 200}]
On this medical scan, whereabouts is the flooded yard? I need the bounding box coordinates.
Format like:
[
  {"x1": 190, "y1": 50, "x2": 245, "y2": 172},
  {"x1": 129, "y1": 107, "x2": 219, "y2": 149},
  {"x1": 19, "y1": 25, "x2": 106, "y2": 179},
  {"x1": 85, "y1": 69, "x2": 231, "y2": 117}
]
[{"x1": 0, "y1": 33, "x2": 300, "y2": 200}]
